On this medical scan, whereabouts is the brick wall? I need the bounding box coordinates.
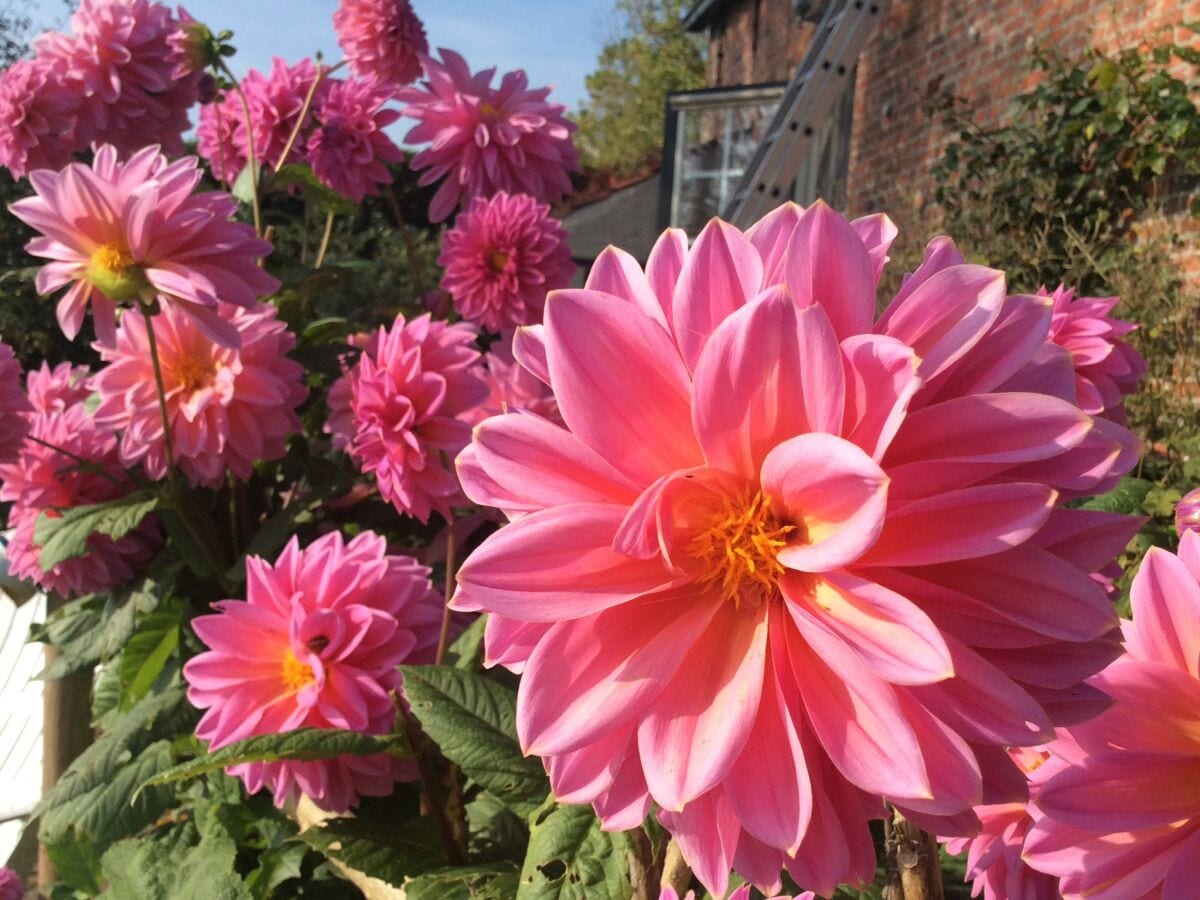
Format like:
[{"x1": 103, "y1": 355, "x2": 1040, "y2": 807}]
[{"x1": 702, "y1": 0, "x2": 1199, "y2": 221}]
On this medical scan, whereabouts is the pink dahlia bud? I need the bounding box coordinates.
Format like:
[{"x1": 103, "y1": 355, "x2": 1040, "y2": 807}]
[
  {"x1": 183, "y1": 530, "x2": 442, "y2": 812},
  {"x1": 92, "y1": 301, "x2": 307, "y2": 488},
  {"x1": 308, "y1": 77, "x2": 403, "y2": 202},
  {"x1": 0, "y1": 341, "x2": 30, "y2": 465},
  {"x1": 439, "y1": 192, "x2": 575, "y2": 331},
  {"x1": 333, "y1": 0, "x2": 428, "y2": 88},
  {"x1": 398, "y1": 49, "x2": 579, "y2": 222},
  {"x1": 1175, "y1": 487, "x2": 1200, "y2": 537},
  {"x1": 0, "y1": 57, "x2": 79, "y2": 178},
  {"x1": 325, "y1": 313, "x2": 489, "y2": 522},
  {"x1": 167, "y1": 6, "x2": 217, "y2": 79}
]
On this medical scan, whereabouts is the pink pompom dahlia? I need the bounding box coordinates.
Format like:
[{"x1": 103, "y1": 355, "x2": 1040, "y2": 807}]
[
  {"x1": 183, "y1": 530, "x2": 442, "y2": 812},
  {"x1": 308, "y1": 77, "x2": 403, "y2": 202},
  {"x1": 0, "y1": 58, "x2": 79, "y2": 179},
  {"x1": 454, "y1": 202, "x2": 1140, "y2": 897},
  {"x1": 1024, "y1": 533, "x2": 1200, "y2": 899},
  {"x1": 91, "y1": 301, "x2": 306, "y2": 488},
  {"x1": 439, "y1": 192, "x2": 575, "y2": 331},
  {"x1": 9, "y1": 144, "x2": 280, "y2": 346},
  {"x1": 0, "y1": 341, "x2": 30, "y2": 464},
  {"x1": 242, "y1": 57, "x2": 329, "y2": 170},
  {"x1": 0, "y1": 400, "x2": 158, "y2": 598},
  {"x1": 398, "y1": 49, "x2": 579, "y2": 222},
  {"x1": 1044, "y1": 284, "x2": 1146, "y2": 425},
  {"x1": 326, "y1": 313, "x2": 488, "y2": 522},
  {"x1": 196, "y1": 92, "x2": 248, "y2": 183},
  {"x1": 941, "y1": 748, "x2": 1061, "y2": 900},
  {"x1": 34, "y1": 0, "x2": 199, "y2": 157},
  {"x1": 333, "y1": 0, "x2": 428, "y2": 88}
]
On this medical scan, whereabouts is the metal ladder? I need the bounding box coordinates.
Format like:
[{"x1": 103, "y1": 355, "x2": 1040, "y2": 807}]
[{"x1": 723, "y1": 0, "x2": 890, "y2": 227}]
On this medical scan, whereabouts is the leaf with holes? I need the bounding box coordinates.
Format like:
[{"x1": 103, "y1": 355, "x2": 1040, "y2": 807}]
[
  {"x1": 517, "y1": 801, "x2": 633, "y2": 900},
  {"x1": 298, "y1": 816, "x2": 447, "y2": 886}
]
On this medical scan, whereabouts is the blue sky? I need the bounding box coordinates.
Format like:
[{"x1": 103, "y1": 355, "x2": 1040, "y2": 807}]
[{"x1": 27, "y1": 0, "x2": 617, "y2": 112}]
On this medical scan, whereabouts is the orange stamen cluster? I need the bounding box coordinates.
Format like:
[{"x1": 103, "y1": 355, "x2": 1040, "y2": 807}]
[
  {"x1": 282, "y1": 650, "x2": 315, "y2": 692},
  {"x1": 687, "y1": 489, "x2": 794, "y2": 610}
]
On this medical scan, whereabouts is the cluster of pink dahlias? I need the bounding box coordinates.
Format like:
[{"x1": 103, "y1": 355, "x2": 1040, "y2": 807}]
[
  {"x1": 197, "y1": 56, "x2": 404, "y2": 203},
  {"x1": 91, "y1": 300, "x2": 307, "y2": 488},
  {"x1": 1044, "y1": 284, "x2": 1147, "y2": 425},
  {"x1": 183, "y1": 530, "x2": 442, "y2": 812},
  {"x1": 0, "y1": 340, "x2": 31, "y2": 463},
  {"x1": 439, "y1": 192, "x2": 575, "y2": 331},
  {"x1": 9, "y1": 144, "x2": 279, "y2": 346},
  {"x1": 326, "y1": 313, "x2": 489, "y2": 523},
  {"x1": 0, "y1": 361, "x2": 159, "y2": 597},
  {"x1": 453, "y1": 201, "x2": 1142, "y2": 897},
  {"x1": 0, "y1": 0, "x2": 200, "y2": 177},
  {"x1": 399, "y1": 49, "x2": 579, "y2": 222}
]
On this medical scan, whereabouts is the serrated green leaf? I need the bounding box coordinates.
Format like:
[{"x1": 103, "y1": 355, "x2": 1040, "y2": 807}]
[
  {"x1": 517, "y1": 802, "x2": 632, "y2": 900},
  {"x1": 139, "y1": 728, "x2": 408, "y2": 795},
  {"x1": 35, "y1": 492, "x2": 158, "y2": 570},
  {"x1": 406, "y1": 863, "x2": 521, "y2": 900},
  {"x1": 400, "y1": 665, "x2": 549, "y2": 816},
  {"x1": 33, "y1": 594, "x2": 105, "y2": 680},
  {"x1": 1078, "y1": 476, "x2": 1153, "y2": 514},
  {"x1": 101, "y1": 823, "x2": 252, "y2": 900},
  {"x1": 298, "y1": 815, "x2": 447, "y2": 886}
]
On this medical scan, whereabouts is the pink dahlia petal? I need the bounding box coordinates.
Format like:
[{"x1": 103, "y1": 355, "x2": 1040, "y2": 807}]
[
  {"x1": 92, "y1": 301, "x2": 306, "y2": 487},
  {"x1": 1125, "y1": 545, "x2": 1200, "y2": 677},
  {"x1": 745, "y1": 201, "x2": 803, "y2": 283},
  {"x1": 333, "y1": 0, "x2": 427, "y2": 87},
  {"x1": 439, "y1": 192, "x2": 574, "y2": 330},
  {"x1": 184, "y1": 531, "x2": 440, "y2": 811},
  {"x1": 851, "y1": 212, "x2": 898, "y2": 284},
  {"x1": 784, "y1": 200, "x2": 876, "y2": 340},
  {"x1": 399, "y1": 49, "x2": 577, "y2": 221},
  {"x1": 585, "y1": 245, "x2": 668, "y2": 330},
  {"x1": 644, "y1": 227, "x2": 688, "y2": 323}
]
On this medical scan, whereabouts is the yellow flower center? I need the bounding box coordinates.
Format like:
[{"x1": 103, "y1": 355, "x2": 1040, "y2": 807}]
[
  {"x1": 85, "y1": 241, "x2": 150, "y2": 302},
  {"x1": 282, "y1": 650, "x2": 315, "y2": 692},
  {"x1": 174, "y1": 356, "x2": 215, "y2": 393},
  {"x1": 479, "y1": 101, "x2": 500, "y2": 118},
  {"x1": 687, "y1": 489, "x2": 795, "y2": 610},
  {"x1": 488, "y1": 250, "x2": 510, "y2": 272}
]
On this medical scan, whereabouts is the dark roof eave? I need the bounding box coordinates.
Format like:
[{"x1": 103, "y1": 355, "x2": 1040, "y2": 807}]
[{"x1": 683, "y1": 0, "x2": 732, "y2": 31}]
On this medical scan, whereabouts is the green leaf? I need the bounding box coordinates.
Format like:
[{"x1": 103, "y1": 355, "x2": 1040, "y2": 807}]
[
  {"x1": 1078, "y1": 476, "x2": 1154, "y2": 514},
  {"x1": 400, "y1": 665, "x2": 550, "y2": 816},
  {"x1": 32, "y1": 594, "x2": 105, "y2": 680},
  {"x1": 517, "y1": 801, "x2": 633, "y2": 900},
  {"x1": 139, "y1": 728, "x2": 409, "y2": 794},
  {"x1": 231, "y1": 161, "x2": 262, "y2": 206},
  {"x1": 271, "y1": 162, "x2": 358, "y2": 215},
  {"x1": 300, "y1": 316, "x2": 351, "y2": 345},
  {"x1": 45, "y1": 835, "x2": 102, "y2": 894},
  {"x1": 406, "y1": 863, "x2": 521, "y2": 900},
  {"x1": 298, "y1": 816, "x2": 447, "y2": 886},
  {"x1": 448, "y1": 613, "x2": 487, "y2": 670},
  {"x1": 118, "y1": 600, "x2": 181, "y2": 710},
  {"x1": 35, "y1": 491, "x2": 158, "y2": 571},
  {"x1": 101, "y1": 824, "x2": 252, "y2": 900}
]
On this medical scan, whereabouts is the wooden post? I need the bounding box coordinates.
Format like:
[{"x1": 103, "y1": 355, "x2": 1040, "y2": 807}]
[
  {"x1": 36, "y1": 595, "x2": 94, "y2": 889},
  {"x1": 882, "y1": 808, "x2": 945, "y2": 900}
]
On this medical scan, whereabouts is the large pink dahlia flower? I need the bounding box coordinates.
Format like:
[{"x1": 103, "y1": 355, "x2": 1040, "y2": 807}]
[
  {"x1": 1023, "y1": 534, "x2": 1200, "y2": 900},
  {"x1": 34, "y1": 0, "x2": 199, "y2": 157},
  {"x1": 439, "y1": 192, "x2": 575, "y2": 331},
  {"x1": 9, "y1": 144, "x2": 280, "y2": 346},
  {"x1": 326, "y1": 313, "x2": 488, "y2": 523},
  {"x1": 308, "y1": 77, "x2": 404, "y2": 203},
  {"x1": 454, "y1": 202, "x2": 1140, "y2": 897},
  {"x1": 1044, "y1": 284, "x2": 1146, "y2": 425},
  {"x1": 0, "y1": 58, "x2": 79, "y2": 179},
  {"x1": 91, "y1": 301, "x2": 307, "y2": 488},
  {"x1": 183, "y1": 530, "x2": 442, "y2": 812},
  {"x1": 0, "y1": 340, "x2": 30, "y2": 464},
  {"x1": 0, "y1": 399, "x2": 159, "y2": 597},
  {"x1": 941, "y1": 748, "x2": 1062, "y2": 900},
  {"x1": 398, "y1": 49, "x2": 579, "y2": 222},
  {"x1": 333, "y1": 0, "x2": 428, "y2": 88}
]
